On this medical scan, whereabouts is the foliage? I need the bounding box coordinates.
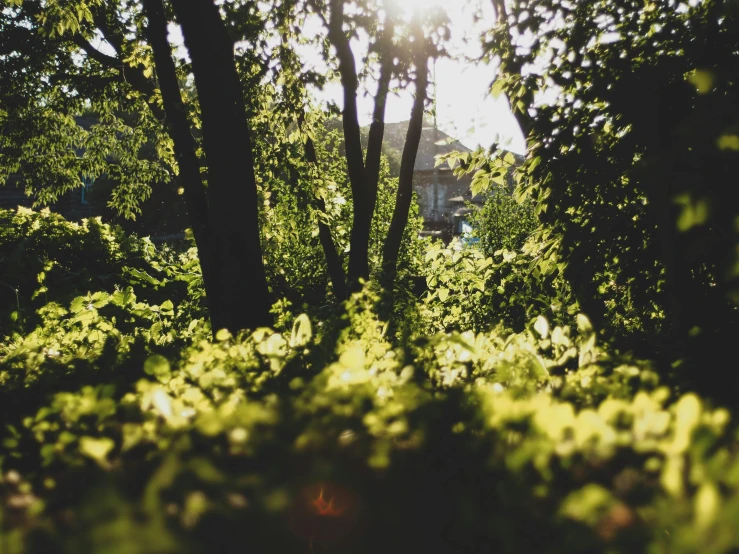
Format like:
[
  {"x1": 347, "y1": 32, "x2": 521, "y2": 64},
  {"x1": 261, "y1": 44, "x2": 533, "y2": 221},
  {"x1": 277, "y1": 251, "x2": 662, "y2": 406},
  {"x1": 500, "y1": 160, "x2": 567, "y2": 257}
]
[
  {"x1": 484, "y1": 0, "x2": 739, "y2": 391},
  {"x1": 0, "y1": 16, "x2": 173, "y2": 220},
  {"x1": 469, "y1": 186, "x2": 538, "y2": 257},
  {"x1": 1, "y1": 279, "x2": 738, "y2": 552},
  {"x1": 1, "y1": 0, "x2": 738, "y2": 551},
  {"x1": 254, "y1": 117, "x2": 426, "y2": 307},
  {"x1": 420, "y1": 229, "x2": 575, "y2": 334},
  {"x1": 0, "y1": 207, "x2": 204, "y2": 337}
]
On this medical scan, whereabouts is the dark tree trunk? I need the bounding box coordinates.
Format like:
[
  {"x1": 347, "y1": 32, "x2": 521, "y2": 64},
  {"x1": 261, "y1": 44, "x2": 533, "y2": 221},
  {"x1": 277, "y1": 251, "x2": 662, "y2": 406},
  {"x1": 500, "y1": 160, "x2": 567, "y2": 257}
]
[
  {"x1": 327, "y1": 0, "x2": 370, "y2": 289},
  {"x1": 141, "y1": 0, "x2": 218, "y2": 323},
  {"x1": 304, "y1": 134, "x2": 347, "y2": 299},
  {"x1": 364, "y1": 18, "x2": 394, "y2": 230},
  {"x1": 491, "y1": 0, "x2": 534, "y2": 137},
  {"x1": 382, "y1": 23, "x2": 429, "y2": 288},
  {"x1": 171, "y1": 0, "x2": 271, "y2": 332},
  {"x1": 77, "y1": 4, "x2": 226, "y2": 330}
]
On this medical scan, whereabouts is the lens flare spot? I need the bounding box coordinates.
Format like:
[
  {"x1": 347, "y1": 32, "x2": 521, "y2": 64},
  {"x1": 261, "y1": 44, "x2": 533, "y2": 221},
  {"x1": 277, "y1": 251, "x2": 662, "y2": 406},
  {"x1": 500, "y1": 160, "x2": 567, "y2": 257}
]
[{"x1": 311, "y1": 487, "x2": 345, "y2": 517}]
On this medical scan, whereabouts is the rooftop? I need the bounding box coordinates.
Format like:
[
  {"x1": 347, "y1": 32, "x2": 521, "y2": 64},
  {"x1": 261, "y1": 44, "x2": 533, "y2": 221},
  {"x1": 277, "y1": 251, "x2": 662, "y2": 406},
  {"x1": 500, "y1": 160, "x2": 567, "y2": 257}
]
[{"x1": 375, "y1": 119, "x2": 472, "y2": 172}]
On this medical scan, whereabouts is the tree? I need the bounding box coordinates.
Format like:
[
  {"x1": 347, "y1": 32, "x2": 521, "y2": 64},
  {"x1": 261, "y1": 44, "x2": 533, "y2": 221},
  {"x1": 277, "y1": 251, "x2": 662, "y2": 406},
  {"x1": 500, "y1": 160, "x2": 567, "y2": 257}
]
[
  {"x1": 306, "y1": 0, "x2": 448, "y2": 292},
  {"x1": 0, "y1": 0, "x2": 283, "y2": 332},
  {"x1": 486, "y1": 0, "x2": 739, "y2": 395},
  {"x1": 1, "y1": 0, "x2": 450, "y2": 330},
  {"x1": 160, "y1": 0, "x2": 271, "y2": 332},
  {"x1": 381, "y1": 9, "x2": 429, "y2": 288}
]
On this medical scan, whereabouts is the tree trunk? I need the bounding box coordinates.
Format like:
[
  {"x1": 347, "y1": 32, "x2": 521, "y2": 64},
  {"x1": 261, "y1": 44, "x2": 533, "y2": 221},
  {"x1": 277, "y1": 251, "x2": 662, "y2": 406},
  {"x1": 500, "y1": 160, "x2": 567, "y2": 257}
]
[
  {"x1": 382, "y1": 20, "x2": 428, "y2": 288},
  {"x1": 364, "y1": 17, "x2": 394, "y2": 230},
  {"x1": 327, "y1": 0, "x2": 370, "y2": 289},
  {"x1": 491, "y1": 0, "x2": 534, "y2": 137},
  {"x1": 171, "y1": 0, "x2": 272, "y2": 332},
  {"x1": 304, "y1": 134, "x2": 347, "y2": 300},
  {"x1": 141, "y1": 0, "x2": 218, "y2": 325}
]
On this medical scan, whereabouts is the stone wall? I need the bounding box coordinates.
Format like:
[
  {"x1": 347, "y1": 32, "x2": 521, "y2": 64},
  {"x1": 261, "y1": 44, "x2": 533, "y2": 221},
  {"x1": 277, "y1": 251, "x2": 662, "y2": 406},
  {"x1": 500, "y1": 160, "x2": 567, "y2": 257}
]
[{"x1": 412, "y1": 168, "x2": 478, "y2": 239}]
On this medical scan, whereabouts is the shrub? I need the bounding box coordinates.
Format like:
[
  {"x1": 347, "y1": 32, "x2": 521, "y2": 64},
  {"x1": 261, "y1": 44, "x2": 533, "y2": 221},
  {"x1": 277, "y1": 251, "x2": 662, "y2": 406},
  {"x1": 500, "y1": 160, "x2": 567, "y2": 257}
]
[
  {"x1": 2, "y1": 210, "x2": 739, "y2": 554},
  {"x1": 470, "y1": 186, "x2": 538, "y2": 257}
]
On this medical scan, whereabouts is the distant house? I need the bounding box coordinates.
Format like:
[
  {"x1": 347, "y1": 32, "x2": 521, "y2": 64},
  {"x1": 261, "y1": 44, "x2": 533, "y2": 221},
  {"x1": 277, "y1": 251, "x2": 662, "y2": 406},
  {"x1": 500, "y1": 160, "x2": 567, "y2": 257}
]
[
  {"x1": 0, "y1": 115, "x2": 187, "y2": 237},
  {"x1": 381, "y1": 119, "x2": 528, "y2": 241},
  {"x1": 379, "y1": 120, "x2": 474, "y2": 239},
  {"x1": 0, "y1": 116, "x2": 100, "y2": 221},
  {"x1": 0, "y1": 175, "x2": 98, "y2": 221}
]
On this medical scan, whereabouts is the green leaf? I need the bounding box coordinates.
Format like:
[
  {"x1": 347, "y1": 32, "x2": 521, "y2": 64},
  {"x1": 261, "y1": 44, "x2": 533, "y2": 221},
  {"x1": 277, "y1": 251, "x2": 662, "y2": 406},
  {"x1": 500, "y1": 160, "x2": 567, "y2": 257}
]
[
  {"x1": 559, "y1": 484, "x2": 614, "y2": 525},
  {"x1": 503, "y1": 152, "x2": 517, "y2": 165},
  {"x1": 533, "y1": 316, "x2": 549, "y2": 339},
  {"x1": 438, "y1": 288, "x2": 450, "y2": 302},
  {"x1": 70, "y1": 296, "x2": 87, "y2": 313},
  {"x1": 716, "y1": 134, "x2": 739, "y2": 151},
  {"x1": 290, "y1": 313, "x2": 312, "y2": 348},
  {"x1": 159, "y1": 299, "x2": 174, "y2": 316},
  {"x1": 111, "y1": 287, "x2": 136, "y2": 307},
  {"x1": 215, "y1": 329, "x2": 231, "y2": 341},
  {"x1": 90, "y1": 291, "x2": 110, "y2": 309},
  {"x1": 79, "y1": 436, "x2": 114, "y2": 465},
  {"x1": 576, "y1": 314, "x2": 593, "y2": 335},
  {"x1": 694, "y1": 482, "x2": 720, "y2": 530},
  {"x1": 339, "y1": 346, "x2": 365, "y2": 369},
  {"x1": 144, "y1": 354, "x2": 171, "y2": 379},
  {"x1": 688, "y1": 69, "x2": 714, "y2": 94},
  {"x1": 675, "y1": 195, "x2": 710, "y2": 232},
  {"x1": 126, "y1": 268, "x2": 163, "y2": 286},
  {"x1": 490, "y1": 79, "x2": 506, "y2": 99}
]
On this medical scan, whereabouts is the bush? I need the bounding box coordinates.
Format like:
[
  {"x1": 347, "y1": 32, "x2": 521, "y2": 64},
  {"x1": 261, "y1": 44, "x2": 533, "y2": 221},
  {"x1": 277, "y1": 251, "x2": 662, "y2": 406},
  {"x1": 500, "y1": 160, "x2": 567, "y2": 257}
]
[
  {"x1": 420, "y1": 229, "x2": 575, "y2": 334},
  {"x1": 2, "y1": 210, "x2": 739, "y2": 554},
  {"x1": 470, "y1": 186, "x2": 537, "y2": 257}
]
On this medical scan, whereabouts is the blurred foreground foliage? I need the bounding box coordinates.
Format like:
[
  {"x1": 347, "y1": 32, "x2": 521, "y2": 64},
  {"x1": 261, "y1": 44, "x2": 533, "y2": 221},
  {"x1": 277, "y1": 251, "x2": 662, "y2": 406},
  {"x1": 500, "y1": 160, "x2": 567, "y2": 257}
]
[{"x1": 1, "y1": 208, "x2": 739, "y2": 554}]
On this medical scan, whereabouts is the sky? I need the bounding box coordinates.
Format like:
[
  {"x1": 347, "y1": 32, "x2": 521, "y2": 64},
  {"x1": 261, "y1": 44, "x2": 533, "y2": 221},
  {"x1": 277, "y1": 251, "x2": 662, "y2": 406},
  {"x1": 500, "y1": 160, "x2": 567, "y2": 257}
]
[
  {"x1": 310, "y1": 0, "x2": 526, "y2": 153},
  {"x1": 157, "y1": 0, "x2": 525, "y2": 154}
]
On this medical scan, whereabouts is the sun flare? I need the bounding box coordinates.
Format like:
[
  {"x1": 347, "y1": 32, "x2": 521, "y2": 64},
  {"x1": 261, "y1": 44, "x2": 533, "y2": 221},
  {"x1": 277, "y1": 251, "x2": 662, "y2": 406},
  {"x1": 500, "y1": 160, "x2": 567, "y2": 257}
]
[{"x1": 388, "y1": 0, "x2": 472, "y2": 19}]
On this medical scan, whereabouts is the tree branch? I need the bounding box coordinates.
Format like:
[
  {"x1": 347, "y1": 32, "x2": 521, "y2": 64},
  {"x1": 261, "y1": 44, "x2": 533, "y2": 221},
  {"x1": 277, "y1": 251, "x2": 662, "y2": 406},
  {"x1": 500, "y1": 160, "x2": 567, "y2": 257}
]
[
  {"x1": 141, "y1": 0, "x2": 215, "y2": 308},
  {"x1": 490, "y1": 0, "x2": 533, "y2": 136},
  {"x1": 303, "y1": 130, "x2": 348, "y2": 300},
  {"x1": 72, "y1": 33, "x2": 166, "y2": 122},
  {"x1": 365, "y1": 13, "x2": 395, "y2": 233},
  {"x1": 90, "y1": 9, "x2": 124, "y2": 56},
  {"x1": 326, "y1": 0, "x2": 370, "y2": 287},
  {"x1": 72, "y1": 35, "x2": 122, "y2": 70},
  {"x1": 382, "y1": 12, "x2": 429, "y2": 289}
]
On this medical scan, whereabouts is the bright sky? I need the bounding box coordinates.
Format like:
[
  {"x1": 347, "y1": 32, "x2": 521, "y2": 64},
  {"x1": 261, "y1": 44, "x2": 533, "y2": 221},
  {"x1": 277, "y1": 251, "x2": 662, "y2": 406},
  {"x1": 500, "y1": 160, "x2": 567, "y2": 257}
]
[
  {"x1": 162, "y1": 0, "x2": 525, "y2": 154},
  {"x1": 310, "y1": 0, "x2": 525, "y2": 153}
]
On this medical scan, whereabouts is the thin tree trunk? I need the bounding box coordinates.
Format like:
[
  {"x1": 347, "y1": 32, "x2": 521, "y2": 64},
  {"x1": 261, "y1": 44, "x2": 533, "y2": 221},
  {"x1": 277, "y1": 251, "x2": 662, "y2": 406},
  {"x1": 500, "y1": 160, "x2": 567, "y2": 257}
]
[
  {"x1": 327, "y1": 0, "x2": 370, "y2": 289},
  {"x1": 172, "y1": 0, "x2": 272, "y2": 332},
  {"x1": 304, "y1": 134, "x2": 347, "y2": 300},
  {"x1": 642, "y1": 79, "x2": 685, "y2": 340},
  {"x1": 382, "y1": 18, "x2": 429, "y2": 288},
  {"x1": 364, "y1": 16, "x2": 395, "y2": 230},
  {"x1": 141, "y1": 0, "x2": 218, "y2": 323},
  {"x1": 490, "y1": 0, "x2": 534, "y2": 136}
]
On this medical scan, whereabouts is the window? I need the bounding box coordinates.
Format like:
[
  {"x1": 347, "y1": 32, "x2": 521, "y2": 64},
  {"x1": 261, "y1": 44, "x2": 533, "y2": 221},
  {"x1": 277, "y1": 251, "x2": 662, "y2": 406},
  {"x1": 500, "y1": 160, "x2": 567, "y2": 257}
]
[{"x1": 80, "y1": 177, "x2": 94, "y2": 205}]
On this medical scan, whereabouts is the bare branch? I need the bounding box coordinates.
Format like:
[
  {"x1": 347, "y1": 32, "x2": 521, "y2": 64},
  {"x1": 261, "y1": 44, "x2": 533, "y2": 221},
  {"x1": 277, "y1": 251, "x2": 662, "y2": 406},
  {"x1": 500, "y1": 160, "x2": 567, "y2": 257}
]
[{"x1": 72, "y1": 35, "x2": 122, "y2": 70}]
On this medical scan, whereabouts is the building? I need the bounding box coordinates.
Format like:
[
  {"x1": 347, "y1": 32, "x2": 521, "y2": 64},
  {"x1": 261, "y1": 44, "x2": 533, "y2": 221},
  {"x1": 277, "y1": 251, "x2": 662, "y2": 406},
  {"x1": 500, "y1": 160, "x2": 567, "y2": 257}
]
[
  {"x1": 0, "y1": 175, "x2": 97, "y2": 220},
  {"x1": 0, "y1": 116, "x2": 99, "y2": 220},
  {"x1": 380, "y1": 119, "x2": 479, "y2": 240},
  {"x1": 380, "y1": 119, "x2": 523, "y2": 241}
]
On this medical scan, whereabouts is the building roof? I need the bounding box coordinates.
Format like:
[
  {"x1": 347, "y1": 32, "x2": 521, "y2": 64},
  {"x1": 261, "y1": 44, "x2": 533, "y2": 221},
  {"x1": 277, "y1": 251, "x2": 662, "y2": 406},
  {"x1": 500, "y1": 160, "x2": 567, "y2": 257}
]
[{"x1": 379, "y1": 119, "x2": 472, "y2": 172}]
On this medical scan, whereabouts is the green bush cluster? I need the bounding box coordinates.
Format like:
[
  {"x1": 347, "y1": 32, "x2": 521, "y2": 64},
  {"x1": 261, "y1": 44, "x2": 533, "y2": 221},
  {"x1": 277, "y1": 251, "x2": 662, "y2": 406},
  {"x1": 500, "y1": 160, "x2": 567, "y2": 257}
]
[
  {"x1": 420, "y1": 228, "x2": 574, "y2": 334},
  {"x1": 1, "y1": 208, "x2": 738, "y2": 554},
  {"x1": 0, "y1": 207, "x2": 205, "y2": 338},
  {"x1": 256, "y1": 122, "x2": 425, "y2": 308},
  {"x1": 469, "y1": 186, "x2": 538, "y2": 257}
]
